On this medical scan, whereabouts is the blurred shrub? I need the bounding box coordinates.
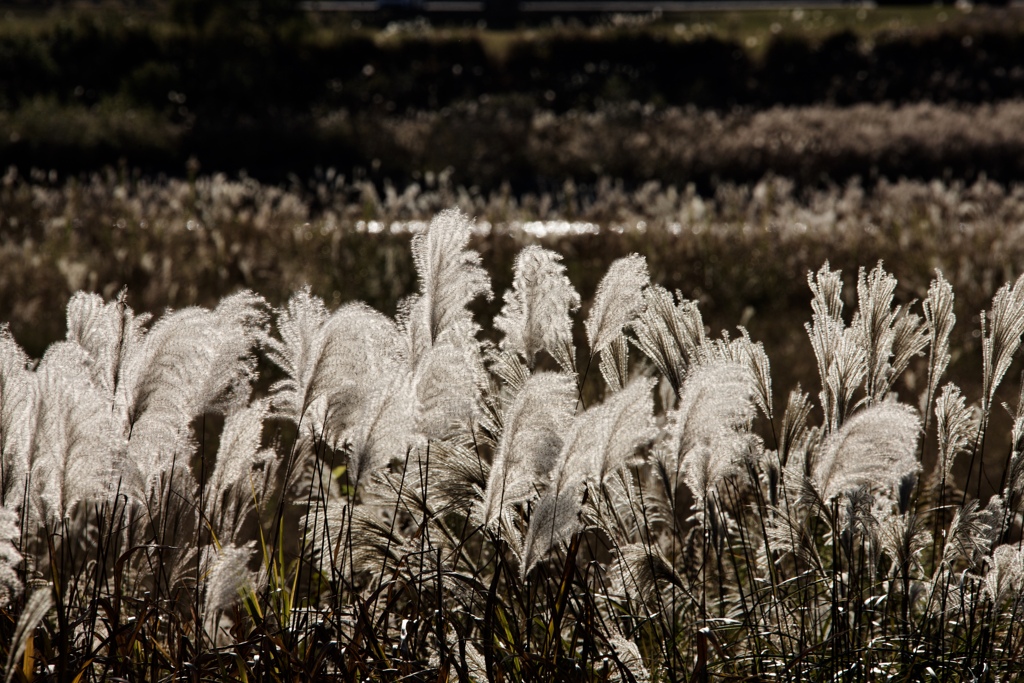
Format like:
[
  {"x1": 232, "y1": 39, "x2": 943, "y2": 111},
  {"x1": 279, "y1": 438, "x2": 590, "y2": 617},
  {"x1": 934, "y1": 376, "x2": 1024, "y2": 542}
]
[
  {"x1": 5, "y1": 98, "x2": 1024, "y2": 188},
  {"x1": 3, "y1": 13, "x2": 1024, "y2": 115}
]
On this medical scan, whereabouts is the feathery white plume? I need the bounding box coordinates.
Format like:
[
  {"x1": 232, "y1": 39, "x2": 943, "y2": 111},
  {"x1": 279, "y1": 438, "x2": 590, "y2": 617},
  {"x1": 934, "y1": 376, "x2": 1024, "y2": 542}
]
[
  {"x1": 935, "y1": 383, "x2": 975, "y2": 479},
  {"x1": 981, "y1": 272, "x2": 1024, "y2": 412},
  {"x1": 806, "y1": 263, "x2": 867, "y2": 430},
  {"x1": 778, "y1": 388, "x2": 813, "y2": 468},
  {"x1": 414, "y1": 329, "x2": 486, "y2": 442},
  {"x1": 29, "y1": 353, "x2": 122, "y2": 523},
  {"x1": 586, "y1": 254, "x2": 649, "y2": 355},
  {"x1": 699, "y1": 329, "x2": 773, "y2": 421},
  {"x1": 495, "y1": 245, "x2": 580, "y2": 371},
  {"x1": 922, "y1": 271, "x2": 956, "y2": 412},
  {"x1": 264, "y1": 286, "x2": 329, "y2": 421},
  {"x1": 984, "y1": 544, "x2": 1024, "y2": 606},
  {"x1": 209, "y1": 400, "x2": 269, "y2": 496},
  {"x1": 599, "y1": 333, "x2": 630, "y2": 392},
  {"x1": 405, "y1": 208, "x2": 491, "y2": 364},
  {"x1": 853, "y1": 263, "x2": 928, "y2": 404},
  {"x1": 268, "y1": 293, "x2": 407, "y2": 485},
  {"x1": 346, "y1": 369, "x2": 416, "y2": 490},
  {"x1": 612, "y1": 543, "x2": 681, "y2": 607},
  {"x1": 202, "y1": 542, "x2": 256, "y2": 627},
  {"x1": 668, "y1": 362, "x2": 758, "y2": 503},
  {"x1": 206, "y1": 399, "x2": 272, "y2": 539},
  {"x1": 302, "y1": 497, "x2": 349, "y2": 572},
  {"x1": 630, "y1": 285, "x2": 706, "y2": 395},
  {"x1": 811, "y1": 401, "x2": 921, "y2": 502},
  {"x1": 854, "y1": 263, "x2": 898, "y2": 403},
  {"x1": 0, "y1": 506, "x2": 22, "y2": 607},
  {"x1": 480, "y1": 371, "x2": 576, "y2": 526},
  {"x1": 0, "y1": 326, "x2": 33, "y2": 506},
  {"x1": 522, "y1": 377, "x2": 656, "y2": 576},
  {"x1": 608, "y1": 633, "x2": 650, "y2": 683},
  {"x1": 311, "y1": 303, "x2": 405, "y2": 440},
  {"x1": 117, "y1": 293, "x2": 266, "y2": 494},
  {"x1": 4, "y1": 589, "x2": 52, "y2": 683},
  {"x1": 122, "y1": 291, "x2": 267, "y2": 432},
  {"x1": 65, "y1": 289, "x2": 149, "y2": 399}
]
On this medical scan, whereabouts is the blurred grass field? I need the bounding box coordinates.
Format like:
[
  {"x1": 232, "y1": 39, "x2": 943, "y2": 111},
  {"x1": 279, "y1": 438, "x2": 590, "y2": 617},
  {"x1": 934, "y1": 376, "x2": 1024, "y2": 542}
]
[
  {"x1": 4, "y1": 1, "x2": 1024, "y2": 426},
  {"x1": 8, "y1": 4, "x2": 1024, "y2": 679}
]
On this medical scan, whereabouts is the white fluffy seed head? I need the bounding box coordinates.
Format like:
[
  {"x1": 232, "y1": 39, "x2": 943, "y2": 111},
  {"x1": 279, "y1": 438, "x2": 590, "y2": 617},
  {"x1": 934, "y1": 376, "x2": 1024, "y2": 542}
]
[
  {"x1": 495, "y1": 246, "x2": 580, "y2": 370},
  {"x1": 586, "y1": 254, "x2": 649, "y2": 355},
  {"x1": 480, "y1": 371, "x2": 576, "y2": 526},
  {"x1": 812, "y1": 401, "x2": 922, "y2": 502}
]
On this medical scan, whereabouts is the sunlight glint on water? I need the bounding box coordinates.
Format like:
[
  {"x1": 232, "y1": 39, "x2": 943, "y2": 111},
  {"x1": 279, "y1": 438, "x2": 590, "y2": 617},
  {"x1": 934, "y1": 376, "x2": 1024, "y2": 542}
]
[{"x1": 354, "y1": 219, "x2": 635, "y2": 237}]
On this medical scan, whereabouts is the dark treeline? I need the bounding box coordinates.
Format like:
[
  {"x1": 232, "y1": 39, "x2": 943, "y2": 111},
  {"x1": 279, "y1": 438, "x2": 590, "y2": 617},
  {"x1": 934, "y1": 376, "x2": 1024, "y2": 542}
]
[{"x1": 2, "y1": 8, "x2": 1024, "y2": 186}]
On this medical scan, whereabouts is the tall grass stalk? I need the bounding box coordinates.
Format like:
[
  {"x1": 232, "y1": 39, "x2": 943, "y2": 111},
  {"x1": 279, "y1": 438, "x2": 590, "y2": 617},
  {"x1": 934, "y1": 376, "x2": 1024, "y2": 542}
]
[{"x1": 2, "y1": 210, "x2": 1024, "y2": 680}]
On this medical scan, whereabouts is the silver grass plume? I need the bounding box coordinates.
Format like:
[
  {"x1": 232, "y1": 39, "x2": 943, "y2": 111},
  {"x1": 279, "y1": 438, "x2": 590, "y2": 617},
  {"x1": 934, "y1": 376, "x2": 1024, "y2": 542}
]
[
  {"x1": 414, "y1": 327, "x2": 487, "y2": 441},
  {"x1": 666, "y1": 362, "x2": 758, "y2": 504},
  {"x1": 585, "y1": 254, "x2": 649, "y2": 355},
  {"x1": 64, "y1": 289, "x2": 149, "y2": 400},
  {"x1": 983, "y1": 544, "x2": 1024, "y2": 606},
  {"x1": 981, "y1": 272, "x2": 1024, "y2": 413},
  {"x1": 302, "y1": 497, "x2": 348, "y2": 572},
  {"x1": 274, "y1": 300, "x2": 402, "y2": 432},
  {"x1": 522, "y1": 377, "x2": 657, "y2": 576},
  {"x1": 1005, "y1": 390, "x2": 1024, "y2": 506},
  {"x1": 3, "y1": 589, "x2": 52, "y2": 683},
  {"x1": 405, "y1": 208, "x2": 492, "y2": 365},
  {"x1": 876, "y1": 509, "x2": 930, "y2": 579},
  {"x1": 30, "y1": 349, "x2": 122, "y2": 524},
  {"x1": 611, "y1": 543, "x2": 683, "y2": 608},
  {"x1": 854, "y1": 263, "x2": 897, "y2": 403},
  {"x1": 699, "y1": 329, "x2": 773, "y2": 421},
  {"x1": 809, "y1": 261, "x2": 845, "y2": 320},
  {"x1": 189, "y1": 291, "x2": 268, "y2": 415},
  {"x1": 202, "y1": 541, "x2": 256, "y2": 631},
  {"x1": 0, "y1": 506, "x2": 21, "y2": 607},
  {"x1": 0, "y1": 326, "x2": 33, "y2": 506},
  {"x1": 946, "y1": 499, "x2": 995, "y2": 569},
  {"x1": 811, "y1": 401, "x2": 921, "y2": 503},
  {"x1": 118, "y1": 293, "x2": 266, "y2": 493},
  {"x1": 494, "y1": 245, "x2": 580, "y2": 372},
  {"x1": 488, "y1": 349, "x2": 530, "y2": 395},
  {"x1": 806, "y1": 263, "x2": 868, "y2": 431},
  {"x1": 419, "y1": 439, "x2": 489, "y2": 514},
  {"x1": 889, "y1": 307, "x2": 929, "y2": 396},
  {"x1": 206, "y1": 399, "x2": 271, "y2": 539},
  {"x1": 764, "y1": 498, "x2": 822, "y2": 570},
  {"x1": 588, "y1": 467, "x2": 647, "y2": 543},
  {"x1": 778, "y1": 388, "x2": 813, "y2": 468},
  {"x1": 977, "y1": 495, "x2": 1007, "y2": 553},
  {"x1": 263, "y1": 286, "x2": 329, "y2": 422},
  {"x1": 520, "y1": 482, "x2": 584, "y2": 579},
  {"x1": 608, "y1": 634, "x2": 650, "y2": 683},
  {"x1": 630, "y1": 285, "x2": 706, "y2": 396},
  {"x1": 480, "y1": 371, "x2": 576, "y2": 527},
  {"x1": 935, "y1": 383, "x2": 975, "y2": 479},
  {"x1": 599, "y1": 332, "x2": 630, "y2": 392},
  {"x1": 348, "y1": 503, "x2": 424, "y2": 578},
  {"x1": 922, "y1": 272, "x2": 956, "y2": 414},
  {"x1": 853, "y1": 263, "x2": 929, "y2": 405},
  {"x1": 824, "y1": 326, "x2": 867, "y2": 431},
  {"x1": 346, "y1": 369, "x2": 416, "y2": 491},
  {"x1": 309, "y1": 305, "x2": 401, "y2": 438},
  {"x1": 314, "y1": 307, "x2": 406, "y2": 448},
  {"x1": 122, "y1": 291, "x2": 267, "y2": 434},
  {"x1": 589, "y1": 376, "x2": 658, "y2": 485}
]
